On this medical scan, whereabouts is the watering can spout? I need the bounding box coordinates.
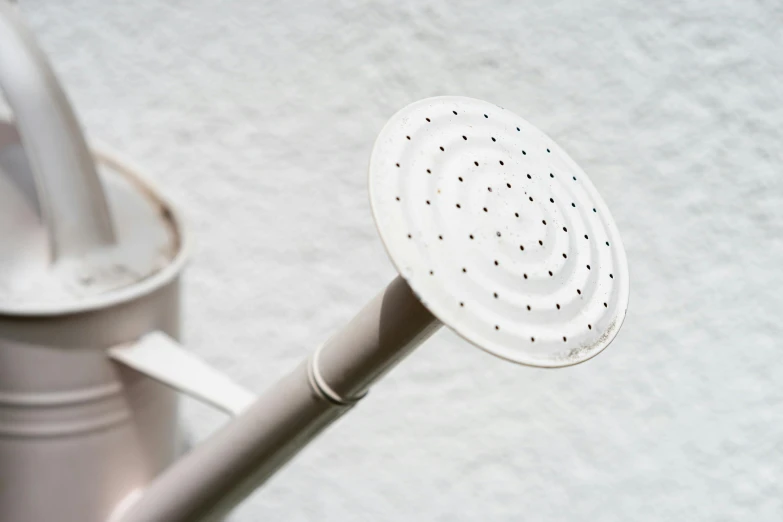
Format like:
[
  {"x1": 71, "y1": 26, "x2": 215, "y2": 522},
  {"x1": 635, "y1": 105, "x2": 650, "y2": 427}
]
[
  {"x1": 0, "y1": 1, "x2": 115, "y2": 263},
  {"x1": 114, "y1": 275, "x2": 441, "y2": 522}
]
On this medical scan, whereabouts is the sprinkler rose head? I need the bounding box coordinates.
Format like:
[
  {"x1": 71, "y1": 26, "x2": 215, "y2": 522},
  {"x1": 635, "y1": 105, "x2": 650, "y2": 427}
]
[{"x1": 369, "y1": 96, "x2": 629, "y2": 367}]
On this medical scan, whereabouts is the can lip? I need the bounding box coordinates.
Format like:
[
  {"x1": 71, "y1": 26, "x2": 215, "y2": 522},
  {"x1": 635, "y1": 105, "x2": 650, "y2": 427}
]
[{"x1": 0, "y1": 145, "x2": 191, "y2": 318}]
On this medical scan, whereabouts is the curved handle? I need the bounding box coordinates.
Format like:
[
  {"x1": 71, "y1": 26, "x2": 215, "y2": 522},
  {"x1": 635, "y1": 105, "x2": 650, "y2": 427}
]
[{"x1": 0, "y1": 2, "x2": 115, "y2": 263}]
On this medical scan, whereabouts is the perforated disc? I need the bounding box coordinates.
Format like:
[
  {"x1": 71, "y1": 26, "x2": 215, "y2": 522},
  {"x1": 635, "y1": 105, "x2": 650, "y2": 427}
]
[{"x1": 369, "y1": 97, "x2": 629, "y2": 367}]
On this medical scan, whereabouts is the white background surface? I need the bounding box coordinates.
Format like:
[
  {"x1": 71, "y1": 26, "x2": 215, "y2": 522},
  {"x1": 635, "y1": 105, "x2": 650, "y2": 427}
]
[{"x1": 20, "y1": 1, "x2": 783, "y2": 520}]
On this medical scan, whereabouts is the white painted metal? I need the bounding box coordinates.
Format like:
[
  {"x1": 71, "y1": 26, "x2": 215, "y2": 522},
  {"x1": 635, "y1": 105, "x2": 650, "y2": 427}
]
[
  {"x1": 0, "y1": 137, "x2": 192, "y2": 522},
  {"x1": 0, "y1": 123, "x2": 184, "y2": 315},
  {"x1": 0, "y1": 5, "x2": 197, "y2": 520},
  {"x1": 110, "y1": 332, "x2": 256, "y2": 417},
  {"x1": 0, "y1": 123, "x2": 183, "y2": 314},
  {"x1": 0, "y1": 1, "x2": 115, "y2": 261},
  {"x1": 0, "y1": 267, "x2": 183, "y2": 522},
  {"x1": 0, "y1": 2, "x2": 181, "y2": 315},
  {"x1": 116, "y1": 275, "x2": 439, "y2": 522},
  {"x1": 369, "y1": 96, "x2": 629, "y2": 367}
]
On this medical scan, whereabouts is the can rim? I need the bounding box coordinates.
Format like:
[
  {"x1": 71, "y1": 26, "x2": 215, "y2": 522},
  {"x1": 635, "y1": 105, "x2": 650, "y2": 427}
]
[{"x1": 0, "y1": 144, "x2": 191, "y2": 317}]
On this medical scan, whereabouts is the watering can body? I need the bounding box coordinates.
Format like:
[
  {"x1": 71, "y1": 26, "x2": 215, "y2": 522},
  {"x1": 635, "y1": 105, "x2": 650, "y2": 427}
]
[
  {"x1": 0, "y1": 5, "x2": 247, "y2": 521},
  {"x1": 0, "y1": 274, "x2": 183, "y2": 522}
]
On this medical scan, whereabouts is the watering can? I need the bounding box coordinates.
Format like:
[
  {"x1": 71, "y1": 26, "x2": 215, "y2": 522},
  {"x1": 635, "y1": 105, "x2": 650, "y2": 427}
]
[{"x1": 0, "y1": 4, "x2": 630, "y2": 522}]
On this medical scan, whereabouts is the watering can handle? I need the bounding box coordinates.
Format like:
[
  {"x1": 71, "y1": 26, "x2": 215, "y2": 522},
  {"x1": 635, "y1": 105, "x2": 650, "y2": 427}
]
[
  {"x1": 110, "y1": 332, "x2": 256, "y2": 417},
  {"x1": 0, "y1": 2, "x2": 116, "y2": 262}
]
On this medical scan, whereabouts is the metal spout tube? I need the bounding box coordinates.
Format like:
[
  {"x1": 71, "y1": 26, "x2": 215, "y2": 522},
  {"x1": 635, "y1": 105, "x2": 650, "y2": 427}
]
[{"x1": 118, "y1": 276, "x2": 440, "y2": 522}]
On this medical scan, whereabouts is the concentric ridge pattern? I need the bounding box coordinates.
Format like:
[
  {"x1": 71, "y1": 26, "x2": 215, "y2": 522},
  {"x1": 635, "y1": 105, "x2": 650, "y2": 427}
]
[{"x1": 369, "y1": 96, "x2": 629, "y2": 367}]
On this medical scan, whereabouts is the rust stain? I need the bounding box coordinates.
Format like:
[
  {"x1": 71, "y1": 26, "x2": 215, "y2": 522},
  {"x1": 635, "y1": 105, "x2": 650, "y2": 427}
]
[{"x1": 559, "y1": 316, "x2": 619, "y2": 364}]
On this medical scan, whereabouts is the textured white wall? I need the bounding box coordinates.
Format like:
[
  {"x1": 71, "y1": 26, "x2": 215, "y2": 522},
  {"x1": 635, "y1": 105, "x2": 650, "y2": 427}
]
[{"x1": 20, "y1": 0, "x2": 783, "y2": 520}]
